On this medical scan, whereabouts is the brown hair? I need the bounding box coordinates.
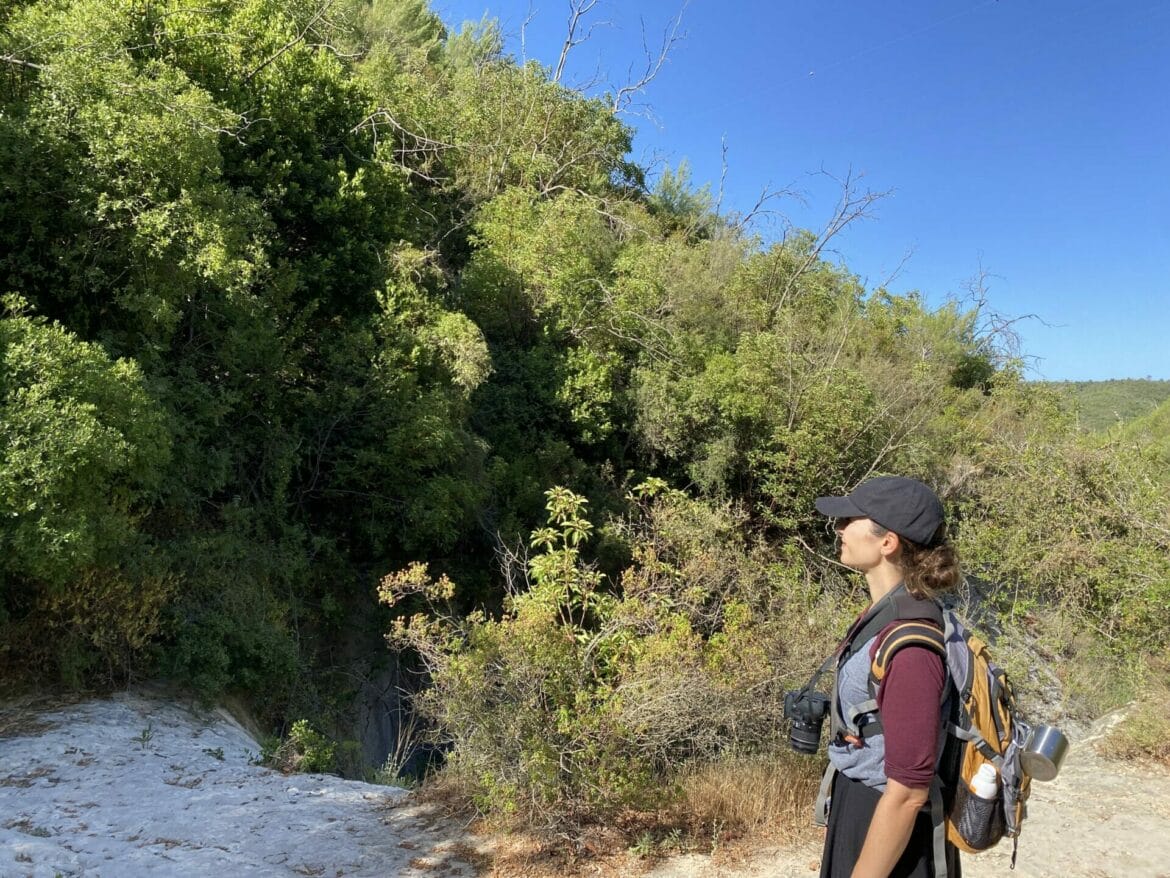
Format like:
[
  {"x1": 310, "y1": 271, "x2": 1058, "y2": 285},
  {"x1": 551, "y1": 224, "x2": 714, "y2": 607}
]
[{"x1": 870, "y1": 521, "x2": 961, "y2": 600}]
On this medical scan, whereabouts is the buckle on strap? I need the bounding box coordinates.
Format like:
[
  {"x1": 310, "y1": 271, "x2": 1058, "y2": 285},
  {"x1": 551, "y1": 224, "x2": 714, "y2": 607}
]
[{"x1": 833, "y1": 731, "x2": 865, "y2": 749}]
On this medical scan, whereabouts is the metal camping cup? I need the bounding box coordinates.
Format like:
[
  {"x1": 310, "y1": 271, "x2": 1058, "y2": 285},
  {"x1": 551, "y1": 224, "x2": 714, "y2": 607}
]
[{"x1": 1020, "y1": 724, "x2": 1068, "y2": 781}]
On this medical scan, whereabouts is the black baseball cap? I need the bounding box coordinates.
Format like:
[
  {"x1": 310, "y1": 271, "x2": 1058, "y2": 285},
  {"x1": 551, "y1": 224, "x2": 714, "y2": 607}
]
[{"x1": 815, "y1": 476, "x2": 944, "y2": 546}]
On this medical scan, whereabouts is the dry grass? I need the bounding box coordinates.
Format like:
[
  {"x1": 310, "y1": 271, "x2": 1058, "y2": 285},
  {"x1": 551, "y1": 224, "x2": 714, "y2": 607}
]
[
  {"x1": 674, "y1": 749, "x2": 824, "y2": 842},
  {"x1": 0, "y1": 710, "x2": 57, "y2": 740},
  {"x1": 0, "y1": 692, "x2": 86, "y2": 740},
  {"x1": 407, "y1": 749, "x2": 825, "y2": 878},
  {"x1": 408, "y1": 769, "x2": 482, "y2": 824},
  {"x1": 1096, "y1": 682, "x2": 1170, "y2": 767}
]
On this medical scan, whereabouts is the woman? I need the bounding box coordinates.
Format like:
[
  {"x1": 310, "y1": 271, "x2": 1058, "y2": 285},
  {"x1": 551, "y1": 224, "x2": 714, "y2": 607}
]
[{"x1": 814, "y1": 475, "x2": 962, "y2": 878}]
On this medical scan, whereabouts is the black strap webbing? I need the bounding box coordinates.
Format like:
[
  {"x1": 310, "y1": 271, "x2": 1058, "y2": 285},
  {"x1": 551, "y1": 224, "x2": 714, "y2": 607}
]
[{"x1": 840, "y1": 585, "x2": 944, "y2": 666}]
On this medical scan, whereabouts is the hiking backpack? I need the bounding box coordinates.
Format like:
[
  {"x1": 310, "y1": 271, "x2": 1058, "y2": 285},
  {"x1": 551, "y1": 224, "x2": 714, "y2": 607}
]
[{"x1": 808, "y1": 585, "x2": 1034, "y2": 876}]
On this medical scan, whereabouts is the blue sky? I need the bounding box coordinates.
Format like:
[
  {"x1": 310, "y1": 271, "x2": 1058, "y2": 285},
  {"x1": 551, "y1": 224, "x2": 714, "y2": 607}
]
[{"x1": 434, "y1": 0, "x2": 1169, "y2": 380}]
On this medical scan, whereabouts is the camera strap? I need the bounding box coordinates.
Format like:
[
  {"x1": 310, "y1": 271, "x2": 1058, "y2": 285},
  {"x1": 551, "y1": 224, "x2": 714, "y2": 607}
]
[{"x1": 796, "y1": 651, "x2": 837, "y2": 699}]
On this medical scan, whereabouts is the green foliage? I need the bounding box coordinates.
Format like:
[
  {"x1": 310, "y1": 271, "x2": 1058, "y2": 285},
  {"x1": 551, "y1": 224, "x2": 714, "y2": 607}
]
[
  {"x1": 265, "y1": 719, "x2": 338, "y2": 774},
  {"x1": 460, "y1": 189, "x2": 627, "y2": 456},
  {"x1": 954, "y1": 381, "x2": 1170, "y2": 656},
  {"x1": 1044, "y1": 379, "x2": 1170, "y2": 432},
  {"x1": 344, "y1": 0, "x2": 448, "y2": 64},
  {"x1": 0, "y1": 304, "x2": 172, "y2": 682},
  {"x1": 648, "y1": 162, "x2": 717, "y2": 238},
  {"x1": 157, "y1": 518, "x2": 303, "y2": 709},
  {"x1": 0, "y1": 306, "x2": 169, "y2": 587},
  {"x1": 382, "y1": 486, "x2": 841, "y2": 828},
  {"x1": 1, "y1": 0, "x2": 496, "y2": 697},
  {"x1": 1112, "y1": 397, "x2": 1170, "y2": 473},
  {"x1": 622, "y1": 232, "x2": 1003, "y2": 536}
]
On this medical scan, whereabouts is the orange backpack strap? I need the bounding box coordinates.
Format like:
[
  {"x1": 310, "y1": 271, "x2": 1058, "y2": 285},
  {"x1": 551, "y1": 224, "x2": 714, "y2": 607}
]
[{"x1": 870, "y1": 621, "x2": 946, "y2": 687}]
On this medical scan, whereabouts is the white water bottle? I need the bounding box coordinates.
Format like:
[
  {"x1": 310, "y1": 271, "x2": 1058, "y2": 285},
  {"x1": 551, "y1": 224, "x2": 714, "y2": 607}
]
[{"x1": 971, "y1": 763, "x2": 999, "y2": 800}]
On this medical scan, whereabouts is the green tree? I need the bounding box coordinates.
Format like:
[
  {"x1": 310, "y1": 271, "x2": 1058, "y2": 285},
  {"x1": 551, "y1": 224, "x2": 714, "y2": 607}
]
[{"x1": 0, "y1": 303, "x2": 170, "y2": 680}]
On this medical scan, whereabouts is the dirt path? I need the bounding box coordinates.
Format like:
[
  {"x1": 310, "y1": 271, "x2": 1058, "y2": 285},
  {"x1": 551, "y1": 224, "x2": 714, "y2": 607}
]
[{"x1": 645, "y1": 708, "x2": 1170, "y2": 878}]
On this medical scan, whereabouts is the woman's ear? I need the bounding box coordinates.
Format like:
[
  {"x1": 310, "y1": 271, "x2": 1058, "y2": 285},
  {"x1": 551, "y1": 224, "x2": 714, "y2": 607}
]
[{"x1": 879, "y1": 530, "x2": 902, "y2": 560}]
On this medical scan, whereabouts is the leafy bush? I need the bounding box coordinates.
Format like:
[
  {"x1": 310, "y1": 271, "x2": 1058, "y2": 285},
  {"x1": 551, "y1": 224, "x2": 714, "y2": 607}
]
[
  {"x1": 955, "y1": 394, "x2": 1170, "y2": 658},
  {"x1": 265, "y1": 719, "x2": 338, "y2": 775},
  {"x1": 380, "y1": 485, "x2": 842, "y2": 830},
  {"x1": 0, "y1": 304, "x2": 171, "y2": 683},
  {"x1": 0, "y1": 305, "x2": 169, "y2": 587}
]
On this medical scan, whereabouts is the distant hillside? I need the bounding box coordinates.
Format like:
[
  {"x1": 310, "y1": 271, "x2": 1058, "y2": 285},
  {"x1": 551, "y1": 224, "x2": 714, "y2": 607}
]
[
  {"x1": 1114, "y1": 397, "x2": 1170, "y2": 469},
  {"x1": 1042, "y1": 379, "x2": 1170, "y2": 432}
]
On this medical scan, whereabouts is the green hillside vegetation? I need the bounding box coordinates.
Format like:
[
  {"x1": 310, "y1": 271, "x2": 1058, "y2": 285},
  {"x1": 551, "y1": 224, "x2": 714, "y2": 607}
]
[
  {"x1": 1045, "y1": 379, "x2": 1170, "y2": 432},
  {"x1": 1113, "y1": 397, "x2": 1170, "y2": 471},
  {"x1": 2, "y1": 0, "x2": 1168, "y2": 842}
]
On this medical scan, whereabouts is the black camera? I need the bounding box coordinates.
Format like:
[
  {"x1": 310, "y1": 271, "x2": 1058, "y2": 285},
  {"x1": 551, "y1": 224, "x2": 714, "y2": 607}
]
[{"x1": 783, "y1": 688, "x2": 830, "y2": 754}]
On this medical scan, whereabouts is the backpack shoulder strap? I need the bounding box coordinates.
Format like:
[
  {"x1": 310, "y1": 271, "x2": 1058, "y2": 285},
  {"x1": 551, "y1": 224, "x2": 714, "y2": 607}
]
[
  {"x1": 840, "y1": 584, "x2": 943, "y2": 663},
  {"x1": 831, "y1": 586, "x2": 946, "y2": 739},
  {"x1": 871, "y1": 620, "x2": 946, "y2": 685}
]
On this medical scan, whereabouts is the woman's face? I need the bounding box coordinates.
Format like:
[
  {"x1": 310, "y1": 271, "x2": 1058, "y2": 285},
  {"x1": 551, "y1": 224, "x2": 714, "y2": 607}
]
[{"x1": 834, "y1": 516, "x2": 887, "y2": 572}]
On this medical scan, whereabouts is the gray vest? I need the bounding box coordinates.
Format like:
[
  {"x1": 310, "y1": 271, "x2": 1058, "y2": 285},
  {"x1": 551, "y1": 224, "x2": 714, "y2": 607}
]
[{"x1": 828, "y1": 633, "x2": 888, "y2": 789}]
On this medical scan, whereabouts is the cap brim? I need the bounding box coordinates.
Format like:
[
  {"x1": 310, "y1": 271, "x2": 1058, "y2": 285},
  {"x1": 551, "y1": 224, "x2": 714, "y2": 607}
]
[{"x1": 815, "y1": 495, "x2": 864, "y2": 519}]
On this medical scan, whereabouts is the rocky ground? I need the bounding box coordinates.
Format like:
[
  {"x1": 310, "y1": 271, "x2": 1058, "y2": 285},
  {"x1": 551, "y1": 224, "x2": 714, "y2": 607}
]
[
  {"x1": 2, "y1": 691, "x2": 1168, "y2": 877},
  {"x1": 0, "y1": 691, "x2": 482, "y2": 877}
]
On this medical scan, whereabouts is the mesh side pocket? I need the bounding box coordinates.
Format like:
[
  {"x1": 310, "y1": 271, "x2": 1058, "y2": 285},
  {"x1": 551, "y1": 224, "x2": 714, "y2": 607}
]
[{"x1": 951, "y1": 783, "x2": 1007, "y2": 851}]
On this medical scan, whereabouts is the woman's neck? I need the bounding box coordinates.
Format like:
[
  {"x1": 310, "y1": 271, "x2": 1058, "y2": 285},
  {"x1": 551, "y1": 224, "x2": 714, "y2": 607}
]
[{"x1": 865, "y1": 562, "x2": 904, "y2": 605}]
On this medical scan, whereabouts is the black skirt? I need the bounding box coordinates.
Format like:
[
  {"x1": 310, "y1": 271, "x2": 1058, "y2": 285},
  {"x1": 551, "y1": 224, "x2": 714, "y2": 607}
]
[{"x1": 820, "y1": 771, "x2": 961, "y2": 878}]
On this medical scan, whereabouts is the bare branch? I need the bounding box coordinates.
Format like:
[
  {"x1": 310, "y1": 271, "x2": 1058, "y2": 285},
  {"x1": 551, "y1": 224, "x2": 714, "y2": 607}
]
[
  {"x1": 769, "y1": 167, "x2": 890, "y2": 314},
  {"x1": 715, "y1": 135, "x2": 729, "y2": 218},
  {"x1": 520, "y1": 0, "x2": 538, "y2": 64},
  {"x1": 552, "y1": 0, "x2": 604, "y2": 84},
  {"x1": 571, "y1": 54, "x2": 608, "y2": 94},
  {"x1": 493, "y1": 532, "x2": 531, "y2": 598},
  {"x1": 350, "y1": 108, "x2": 453, "y2": 150},
  {"x1": 350, "y1": 109, "x2": 454, "y2": 181},
  {"x1": 1, "y1": 53, "x2": 45, "y2": 71},
  {"x1": 954, "y1": 260, "x2": 1050, "y2": 368},
  {"x1": 610, "y1": 1, "x2": 688, "y2": 114},
  {"x1": 731, "y1": 181, "x2": 803, "y2": 234},
  {"x1": 794, "y1": 535, "x2": 856, "y2": 575},
  {"x1": 874, "y1": 244, "x2": 916, "y2": 292}
]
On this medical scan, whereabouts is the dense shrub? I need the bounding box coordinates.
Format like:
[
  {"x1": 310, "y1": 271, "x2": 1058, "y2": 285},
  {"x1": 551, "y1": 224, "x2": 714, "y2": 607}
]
[
  {"x1": 0, "y1": 306, "x2": 170, "y2": 684},
  {"x1": 380, "y1": 485, "x2": 843, "y2": 828},
  {"x1": 954, "y1": 384, "x2": 1170, "y2": 656},
  {"x1": 265, "y1": 719, "x2": 339, "y2": 775}
]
